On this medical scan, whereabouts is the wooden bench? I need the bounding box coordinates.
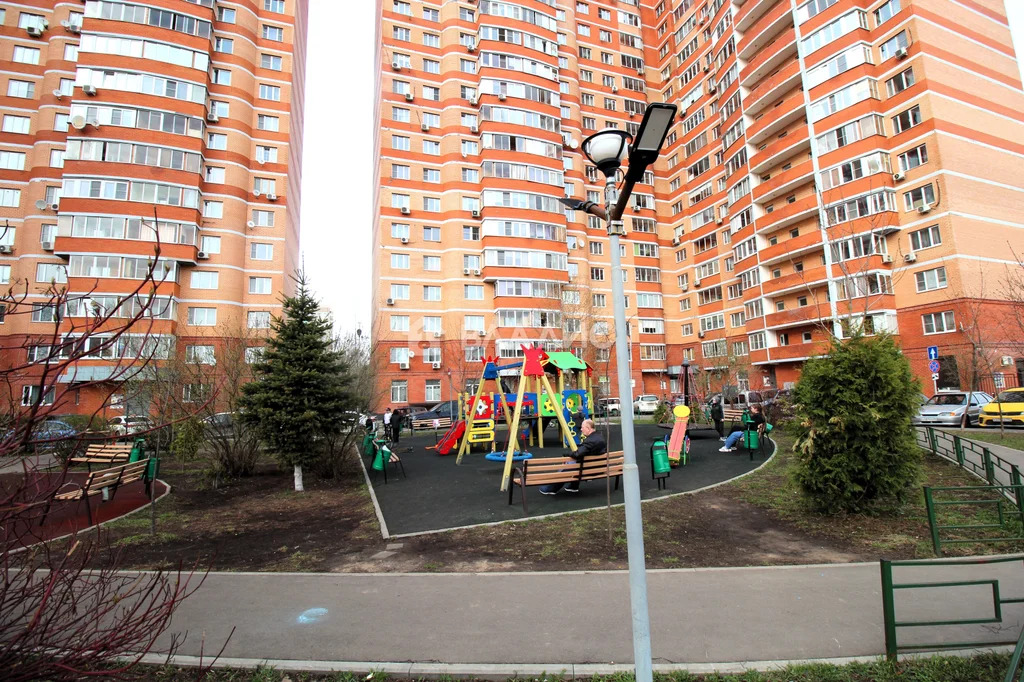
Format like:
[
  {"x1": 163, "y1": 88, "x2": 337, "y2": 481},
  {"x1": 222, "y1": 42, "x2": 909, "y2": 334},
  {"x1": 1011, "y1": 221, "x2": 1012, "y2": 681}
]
[
  {"x1": 508, "y1": 450, "x2": 625, "y2": 513},
  {"x1": 722, "y1": 407, "x2": 747, "y2": 427},
  {"x1": 69, "y1": 442, "x2": 136, "y2": 470},
  {"x1": 411, "y1": 416, "x2": 453, "y2": 431},
  {"x1": 42, "y1": 459, "x2": 152, "y2": 527}
]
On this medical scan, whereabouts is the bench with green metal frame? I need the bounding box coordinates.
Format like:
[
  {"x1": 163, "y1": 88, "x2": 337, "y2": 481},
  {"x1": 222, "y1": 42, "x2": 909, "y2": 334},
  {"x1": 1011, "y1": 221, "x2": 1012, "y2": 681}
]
[{"x1": 41, "y1": 458, "x2": 155, "y2": 527}]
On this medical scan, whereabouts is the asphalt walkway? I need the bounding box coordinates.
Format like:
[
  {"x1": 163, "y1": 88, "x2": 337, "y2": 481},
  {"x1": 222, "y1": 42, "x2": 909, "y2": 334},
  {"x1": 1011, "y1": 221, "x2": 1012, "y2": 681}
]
[{"x1": 156, "y1": 559, "x2": 1024, "y2": 673}]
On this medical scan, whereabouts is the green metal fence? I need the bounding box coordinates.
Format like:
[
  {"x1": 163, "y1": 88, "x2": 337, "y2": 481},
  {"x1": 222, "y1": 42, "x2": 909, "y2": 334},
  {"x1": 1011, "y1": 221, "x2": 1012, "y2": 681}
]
[
  {"x1": 916, "y1": 426, "x2": 1021, "y2": 490},
  {"x1": 881, "y1": 554, "x2": 1024, "y2": 661},
  {"x1": 1005, "y1": 625, "x2": 1024, "y2": 682},
  {"x1": 923, "y1": 484, "x2": 1024, "y2": 556}
]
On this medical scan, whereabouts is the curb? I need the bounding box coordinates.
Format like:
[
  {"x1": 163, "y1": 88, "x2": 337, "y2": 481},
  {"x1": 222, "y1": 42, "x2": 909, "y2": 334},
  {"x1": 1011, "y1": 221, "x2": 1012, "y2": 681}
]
[{"x1": 136, "y1": 646, "x2": 1014, "y2": 678}]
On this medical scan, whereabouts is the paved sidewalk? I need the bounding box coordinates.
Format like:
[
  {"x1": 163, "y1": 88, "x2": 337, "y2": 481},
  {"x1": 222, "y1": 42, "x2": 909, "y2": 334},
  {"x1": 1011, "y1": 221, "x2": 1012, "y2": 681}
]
[{"x1": 158, "y1": 560, "x2": 1024, "y2": 671}]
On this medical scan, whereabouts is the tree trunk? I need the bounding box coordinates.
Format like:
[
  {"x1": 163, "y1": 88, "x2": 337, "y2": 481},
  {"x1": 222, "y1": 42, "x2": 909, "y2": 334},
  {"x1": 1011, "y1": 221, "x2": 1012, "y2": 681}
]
[{"x1": 294, "y1": 464, "x2": 304, "y2": 492}]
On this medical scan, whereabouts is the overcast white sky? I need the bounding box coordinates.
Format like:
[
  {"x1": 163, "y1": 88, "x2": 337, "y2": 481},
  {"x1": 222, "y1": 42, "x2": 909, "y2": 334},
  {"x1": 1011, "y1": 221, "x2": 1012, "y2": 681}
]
[{"x1": 300, "y1": 2, "x2": 1024, "y2": 335}]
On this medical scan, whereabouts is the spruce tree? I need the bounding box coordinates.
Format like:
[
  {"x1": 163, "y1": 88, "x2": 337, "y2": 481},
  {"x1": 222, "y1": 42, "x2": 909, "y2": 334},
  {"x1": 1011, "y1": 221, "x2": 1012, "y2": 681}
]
[
  {"x1": 791, "y1": 333, "x2": 921, "y2": 514},
  {"x1": 239, "y1": 273, "x2": 351, "y2": 491}
]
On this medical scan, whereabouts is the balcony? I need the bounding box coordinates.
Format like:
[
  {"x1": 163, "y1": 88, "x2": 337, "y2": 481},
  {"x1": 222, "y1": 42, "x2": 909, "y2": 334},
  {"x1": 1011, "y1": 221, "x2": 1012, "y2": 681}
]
[
  {"x1": 756, "y1": 194, "x2": 819, "y2": 233},
  {"x1": 763, "y1": 302, "x2": 832, "y2": 330},
  {"x1": 752, "y1": 158, "x2": 814, "y2": 203},
  {"x1": 735, "y1": 0, "x2": 783, "y2": 32},
  {"x1": 53, "y1": 236, "x2": 200, "y2": 265},
  {"x1": 738, "y1": 1, "x2": 792, "y2": 61},
  {"x1": 744, "y1": 60, "x2": 801, "y2": 118},
  {"x1": 746, "y1": 93, "x2": 805, "y2": 145},
  {"x1": 762, "y1": 265, "x2": 827, "y2": 296},
  {"x1": 740, "y1": 28, "x2": 796, "y2": 88},
  {"x1": 764, "y1": 341, "x2": 825, "y2": 362},
  {"x1": 759, "y1": 228, "x2": 823, "y2": 265},
  {"x1": 749, "y1": 126, "x2": 810, "y2": 174}
]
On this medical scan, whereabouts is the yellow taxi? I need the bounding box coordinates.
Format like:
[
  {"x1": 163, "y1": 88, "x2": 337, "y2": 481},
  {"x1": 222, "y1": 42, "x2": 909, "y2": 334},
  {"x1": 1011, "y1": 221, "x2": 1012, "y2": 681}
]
[{"x1": 979, "y1": 388, "x2": 1024, "y2": 427}]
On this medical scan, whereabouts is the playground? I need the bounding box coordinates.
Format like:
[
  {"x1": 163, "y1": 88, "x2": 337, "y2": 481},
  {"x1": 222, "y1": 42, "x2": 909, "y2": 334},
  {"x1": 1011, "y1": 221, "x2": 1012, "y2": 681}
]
[
  {"x1": 369, "y1": 422, "x2": 766, "y2": 536},
  {"x1": 363, "y1": 347, "x2": 771, "y2": 535}
]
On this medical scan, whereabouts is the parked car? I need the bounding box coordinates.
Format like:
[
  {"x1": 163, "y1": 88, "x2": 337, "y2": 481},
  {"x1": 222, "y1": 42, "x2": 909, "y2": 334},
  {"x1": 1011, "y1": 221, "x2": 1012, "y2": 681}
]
[
  {"x1": 412, "y1": 400, "x2": 460, "y2": 426},
  {"x1": 202, "y1": 412, "x2": 238, "y2": 438},
  {"x1": 633, "y1": 394, "x2": 660, "y2": 414},
  {"x1": 979, "y1": 388, "x2": 1024, "y2": 428},
  {"x1": 912, "y1": 391, "x2": 993, "y2": 428},
  {"x1": 107, "y1": 415, "x2": 154, "y2": 437},
  {"x1": 595, "y1": 397, "x2": 621, "y2": 417}
]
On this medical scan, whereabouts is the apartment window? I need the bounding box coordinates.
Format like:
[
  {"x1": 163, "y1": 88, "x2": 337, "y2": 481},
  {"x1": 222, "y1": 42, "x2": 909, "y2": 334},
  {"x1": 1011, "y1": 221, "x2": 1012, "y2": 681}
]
[
  {"x1": 464, "y1": 285, "x2": 484, "y2": 300},
  {"x1": 261, "y1": 54, "x2": 283, "y2": 70},
  {"x1": 390, "y1": 315, "x2": 409, "y2": 332},
  {"x1": 392, "y1": 164, "x2": 410, "y2": 180},
  {"x1": 462, "y1": 168, "x2": 479, "y2": 183},
  {"x1": 886, "y1": 68, "x2": 915, "y2": 96},
  {"x1": 203, "y1": 201, "x2": 223, "y2": 218},
  {"x1": 423, "y1": 7, "x2": 439, "y2": 21},
  {"x1": 391, "y1": 380, "x2": 408, "y2": 403},
  {"x1": 207, "y1": 133, "x2": 227, "y2": 150},
  {"x1": 262, "y1": 25, "x2": 284, "y2": 41},
  {"x1": 249, "y1": 277, "x2": 272, "y2": 294},
  {"x1": 423, "y1": 86, "x2": 440, "y2": 101},
  {"x1": 875, "y1": 0, "x2": 902, "y2": 24},
  {"x1": 879, "y1": 31, "x2": 908, "y2": 60},
  {"x1": 248, "y1": 311, "x2": 272, "y2": 329},
  {"x1": 910, "y1": 225, "x2": 941, "y2": 251},
  {"x1": 7, "y1": 80, "x2": 35, "y2": 99},
  {"x1": 423, "y1": 59, "x2": 440, "y2": 74},
  {"x1": 257, "y1": 115, "x2": 280, "y2": 131},
  {"x1": 251, "y1": 207, "x2": 275, "y2": 226},
  {"x1": 186, "y1": 345, "x2": 216, "y2": 365},
  {"x1": 390, "y1": 284, "x2": 410, "y2": 300},
  {"x1": 423, "y1": 195, "x2": 440, "y2": 212},
  {"x1": 13, "y1": 46, "x2": 40, "y2": 65},
  {"x1": 423, "y1": 226, "x2": 440, "y2": 241},
  {"x1": 21, "y1": 386, "x2": 55, "y2": 407},
  {"x1": 460, "y1": 59, "x2": 476, "y2": 74},
  {"x1": 592, "y1": 294, "x2": 606, "y2": 308},
  {"x1": 461, "y1": 140, "x2": 479, "y2": 155},
  {"x1": 201, "y1": 236, "x2": 221, "y2": 254},
  {"x1": 187, "y1": 307, "x2": 217, "y2": 325},
  {"x1": 922, "y1": 311, "x2": 955, "y2": 334},
  {"x1": 390, "y1": 253, "x2": 410, "y2": 269},
  {"x1": 903, "y1": 184, "x2": 935, "y2": 211},
  {"x1": 392, "y1": 135, "x2": 410, "y2": 151},
  {"x1": 2, "y1": 115, "x2": 30, "y2": 134},
  {"x1": 423, "y1": 256, "x2": 441, "y2": 271},
  {"x1": 915, "y1": 267, "x2": 947, "y2": 292},
  {"x1": 218, "y1": 7, "x2": 236, "y2": 22},
  {"x1": 590, "y1": 267, "x2": 605, "y2": 281},
  {"x1": 259, "y1": 84, "x2": 281, "y2": 101},
  {"x1": 0, "y1": 151, "x2": 25, "y2": 170},
  {"x1": 892, "y1": 105, "x2": 922, "y2": 134},
  {"x1": 897, "y1": 145, "x2": 928, "y2": 171},
  {"x1": 423, "y1": 168, "x2": 440, "y2": 183},
  {"x1": 250, "y1": 243, "x2": 274, "y2": 260},
  {"x1": 423, "y1": 33, "x2": 440, "y2": 47},
  {"x1": 589, "y1": 241, "x2": 603, "y2": 255},
  {"x1": 215, "y1": 38, "x2": 234, "y2": 53},
  {"x1": 393, "y1": 1, "x2": 411, "y2": 15},
  {"x1": 463, "y1": 226, "x2": 480, "y2": 240},
  {"x1": 211, "y1": 68, "x2": 231, "y2": 85},
  {"x1": 190, "y1": 271, "x2": 219, "y2": 289}
]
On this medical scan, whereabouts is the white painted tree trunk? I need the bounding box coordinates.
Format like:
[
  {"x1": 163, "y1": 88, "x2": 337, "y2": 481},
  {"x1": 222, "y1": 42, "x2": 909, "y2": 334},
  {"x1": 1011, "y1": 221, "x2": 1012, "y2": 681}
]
[{"x1": 294, "y1": 464, "x2": 304, "y2": 492}]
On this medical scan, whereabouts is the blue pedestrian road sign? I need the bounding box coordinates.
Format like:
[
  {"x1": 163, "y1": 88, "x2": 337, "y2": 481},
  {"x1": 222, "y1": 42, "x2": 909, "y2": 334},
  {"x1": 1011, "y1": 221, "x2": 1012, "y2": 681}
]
[
  {"x1": 929, "y1": 360, "x2": 940, "y2": 373},
  {"x1": 927, "y1": 346, "x2": 939, "y2": 360}
]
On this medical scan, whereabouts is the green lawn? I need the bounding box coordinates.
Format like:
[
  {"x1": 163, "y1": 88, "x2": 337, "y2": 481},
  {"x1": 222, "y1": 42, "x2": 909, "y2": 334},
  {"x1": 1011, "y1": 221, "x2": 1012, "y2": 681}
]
[{"x1": 953, "y1": 429, "x2": 1024, "y2": 453}]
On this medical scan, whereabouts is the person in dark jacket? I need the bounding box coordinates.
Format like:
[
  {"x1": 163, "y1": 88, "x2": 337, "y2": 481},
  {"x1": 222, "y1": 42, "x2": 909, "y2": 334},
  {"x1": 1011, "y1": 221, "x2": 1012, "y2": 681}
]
[
  {"x1": 540, "y1": 419, "x2": 607, "y2": 495},
  {"x1": 391, "y1": 409, "x2": 404, "y2": 445},
  {"x1": 710, "y1": 397, "x2": 725, "y2": 439}
]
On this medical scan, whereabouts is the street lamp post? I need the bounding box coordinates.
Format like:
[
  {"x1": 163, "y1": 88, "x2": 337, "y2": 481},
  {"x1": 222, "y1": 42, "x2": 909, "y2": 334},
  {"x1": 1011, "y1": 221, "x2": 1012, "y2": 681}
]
[{"x1": 562, "y1": 103, "x2": 677, "y2": 682}]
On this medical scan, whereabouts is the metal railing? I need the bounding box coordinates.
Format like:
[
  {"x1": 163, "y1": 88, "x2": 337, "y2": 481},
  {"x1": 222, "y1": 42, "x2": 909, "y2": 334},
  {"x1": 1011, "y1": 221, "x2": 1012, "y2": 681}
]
[
  {"x1": 1005, "y1": 624, "x2": 1024, "y2": 682},
  {"x1": 881, "y1": 554, "x2": 1024, "y2": 661},
  {"x1": 923, "y1": 484, "x2": 1024, "y2": 556},
  {"x1": 916, "y1": 426, "x2": 1021, "y2": 491}
]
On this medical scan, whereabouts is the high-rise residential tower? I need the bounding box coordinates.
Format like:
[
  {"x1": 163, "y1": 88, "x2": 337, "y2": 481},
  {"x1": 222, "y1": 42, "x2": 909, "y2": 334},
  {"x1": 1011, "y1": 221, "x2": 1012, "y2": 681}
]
[
  {"x1": 1, "y1": 0, "x2": 308, "y2": 414},
  {"x1": 372, "y1": 0, "x2": 1024, "y2": 409}
]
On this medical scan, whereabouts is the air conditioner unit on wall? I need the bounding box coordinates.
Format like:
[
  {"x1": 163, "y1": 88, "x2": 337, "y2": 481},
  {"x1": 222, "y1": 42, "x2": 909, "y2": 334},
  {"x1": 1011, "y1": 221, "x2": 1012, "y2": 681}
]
[
  {"x1": 918, "y1": 204, "x2": 932, "y2": 214},
  {"x1": 893, "y1": 172, "x2": 905, "y2": 182},
  {"x1": 386, "y1": 298, "x2": 395, "y2": 305},
  {"x1": 904, "y1": 252, "x2": 917, "y2": 263},
  {"x1": 881, "y1": 254, "x2": 893, "y2": 264},
  {"x1": 463, "y1": 268, "x2": 471, "y2": 275},
  {"x1": 197, "y1": 251, "x2": 210, "y2": 260},
  {"x1": 41, "y1": 241, "x2": 54, "y2": 251},
  {"x1": 27, "y1": 25, "x2": 44, "y2": 37},
  {"x1": 1002, "y1": 356, "x2": 1014, "y2": 366},
  {"x1": 404, "y1": 92, "x2": 414, "y2": 102},
  {"x1": 400, "y1": 236, "x2": 409, "y2": 244},
  {"x1": 0, "y1": 245, "x2": 12, "y2": 254},
  {"x1": 473, "y1": 269, "x2": 482, "y2": 276},
  {"x1": 431, "y1": 362, "x2": 442, "y2": 369},
  {"x1": 82, "y1": 84, "x2": 98, "y2": 96},
  {"x1": 433, "y1": 331, "x2": 442, "y2": 338},
  {"x1": 895, "y1": 47, "x2": 908, "y2": 60},
  {"x1": 400, "y1": 206, "x2": 411, "y2": 215},
  {"x1": 399, "y1": 362, "x2": 410, "y2": 370}
]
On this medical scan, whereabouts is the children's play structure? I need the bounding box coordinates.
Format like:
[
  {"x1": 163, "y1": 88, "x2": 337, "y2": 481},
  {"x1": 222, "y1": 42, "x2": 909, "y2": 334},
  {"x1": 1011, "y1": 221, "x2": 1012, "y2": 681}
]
[{"x1": 429, "y1": 346, "x2": 598, "y2": 490}]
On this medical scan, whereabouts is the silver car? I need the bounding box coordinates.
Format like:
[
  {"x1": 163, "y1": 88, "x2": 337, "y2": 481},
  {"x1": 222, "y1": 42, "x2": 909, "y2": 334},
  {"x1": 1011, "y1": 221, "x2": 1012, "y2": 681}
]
[{"x1": 912, "y1": 392, "x2": 993, "y2": 427}]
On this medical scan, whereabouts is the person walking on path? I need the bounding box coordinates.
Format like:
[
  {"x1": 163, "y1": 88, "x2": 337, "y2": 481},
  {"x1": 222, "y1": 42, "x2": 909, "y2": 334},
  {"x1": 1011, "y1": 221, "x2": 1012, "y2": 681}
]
[
  {"x1": 719, "y1": 404, "x2": 764, "y2": 451},
  {"x1": 540, "y1": 419, "x2": 606, "y2": 495},
  {"x1": 383, "y1": 408, "x2": 393, "y2": 442}
]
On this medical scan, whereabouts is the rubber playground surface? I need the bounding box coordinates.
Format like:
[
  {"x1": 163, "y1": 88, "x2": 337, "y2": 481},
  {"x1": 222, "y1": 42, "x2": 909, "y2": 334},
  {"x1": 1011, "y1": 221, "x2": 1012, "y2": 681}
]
[{"x1": 369, "y1": 422, "x2": 769, "y2": 536}]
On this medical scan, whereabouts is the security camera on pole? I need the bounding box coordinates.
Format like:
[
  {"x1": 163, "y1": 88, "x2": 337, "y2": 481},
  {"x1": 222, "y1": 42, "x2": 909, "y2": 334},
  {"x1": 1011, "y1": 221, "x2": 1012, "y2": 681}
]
[{"x1": 559, "y1": 102, "x2": 677, "y2": 682}]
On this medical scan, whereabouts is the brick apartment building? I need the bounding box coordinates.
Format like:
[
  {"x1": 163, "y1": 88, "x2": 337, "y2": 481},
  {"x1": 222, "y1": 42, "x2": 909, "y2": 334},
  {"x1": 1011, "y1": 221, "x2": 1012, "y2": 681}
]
[
  {"x1": 0, "y1": 0, "x2": 307, "y2": 416},
  {"x1": 371, "y1": 0, "x2": 1024, "y2": 410}
]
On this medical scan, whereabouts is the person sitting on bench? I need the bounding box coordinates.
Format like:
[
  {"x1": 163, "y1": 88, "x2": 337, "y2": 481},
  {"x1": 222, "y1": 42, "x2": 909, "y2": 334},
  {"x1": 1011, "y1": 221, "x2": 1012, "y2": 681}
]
[
  {"x1": 540, "y1": 419, "x2": 606, "y2": 495},
  {"x1": 719, "y1": 404, "x2": 764, "y2": 452}
]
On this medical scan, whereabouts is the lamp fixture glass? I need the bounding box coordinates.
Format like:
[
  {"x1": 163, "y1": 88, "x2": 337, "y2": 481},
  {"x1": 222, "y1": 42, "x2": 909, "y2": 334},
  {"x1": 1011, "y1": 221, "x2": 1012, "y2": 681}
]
[{"x1": 582, "y1": 128, "x2": 631, "y2": 177}]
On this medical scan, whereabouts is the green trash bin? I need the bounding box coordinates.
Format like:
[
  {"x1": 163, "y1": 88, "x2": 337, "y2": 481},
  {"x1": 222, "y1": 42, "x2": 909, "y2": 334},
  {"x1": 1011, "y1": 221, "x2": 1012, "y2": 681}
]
[
  {"x1": 129, "y1": 437, "x2": 145, "y2": 462},
  {"x1": 146, "y1": 456, "x2": 160, "y2": 482},
  {"x1": 744, "y1": 427, "x2": 759, "y2": 450},
  {"x1": 651, "y1": 439, "x2": 670, "y2": 475},
  {"x1": 362, "y1": 433, "x2": 375, "y2": 457}
]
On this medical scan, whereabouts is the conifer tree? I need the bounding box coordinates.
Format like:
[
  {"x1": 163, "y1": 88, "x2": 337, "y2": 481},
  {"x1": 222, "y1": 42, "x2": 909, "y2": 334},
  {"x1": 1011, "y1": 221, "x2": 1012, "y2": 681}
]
[
  {"x1": 791, "y1": 333, "x2": 921, "y2": 514},
  {"x1": 240, "y1": 273, "x2": 351, "y2": 491}
]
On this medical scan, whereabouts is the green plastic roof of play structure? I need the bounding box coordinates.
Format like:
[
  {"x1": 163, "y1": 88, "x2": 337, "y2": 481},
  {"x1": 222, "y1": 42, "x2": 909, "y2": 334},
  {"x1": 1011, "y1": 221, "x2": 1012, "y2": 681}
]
[{"x1": 544, "y1": 351, "x2": 588, "y2": 370}]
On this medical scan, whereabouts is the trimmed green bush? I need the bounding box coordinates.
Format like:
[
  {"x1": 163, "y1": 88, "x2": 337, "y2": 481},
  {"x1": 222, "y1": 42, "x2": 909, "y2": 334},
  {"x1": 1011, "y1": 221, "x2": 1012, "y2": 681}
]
[{"x1": 791, "y1": 333, "x2": 921, "y2": 514}]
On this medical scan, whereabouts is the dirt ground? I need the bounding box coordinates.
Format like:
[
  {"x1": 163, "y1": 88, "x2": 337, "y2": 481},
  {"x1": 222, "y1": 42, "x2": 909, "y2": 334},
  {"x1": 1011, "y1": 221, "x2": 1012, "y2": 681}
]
[{"x1": 73, "y1": 433, "x2": 1014, "y2": 573}]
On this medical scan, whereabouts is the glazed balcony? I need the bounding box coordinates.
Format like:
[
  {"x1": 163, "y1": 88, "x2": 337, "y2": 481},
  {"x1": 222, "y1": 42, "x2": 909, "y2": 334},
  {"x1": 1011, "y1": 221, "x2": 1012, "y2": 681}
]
[
  {"x1": 763, "y1": 302, "x2": 832, "y2": 330},
  {"x1": 746, "y1": 93, "x2": 805, "y2": 145},
  {"x1": 54, "y1": 236, "x2": 200, "y2": 265},
  {"x1": 749, "y1": 126, "x2": 810, "y2": 175},
  {"x1": 744, "y1": 60, "x2": 801, "y2": 118},
  {"x1": 762, "y1": 265, "x2": 827, "y2": 296},
  {"x1": 756, "y1": 194, "x2": 819, "y2": 233},
  {"x1": 738, "y1": 1, "x2": 792, "y2": 61},
  {"x1": 740, "y1": 28, "x2": 796, "y2": 88},
  {"x1": 752, "y1": 158, "x2": 814, "y2": 204}
]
